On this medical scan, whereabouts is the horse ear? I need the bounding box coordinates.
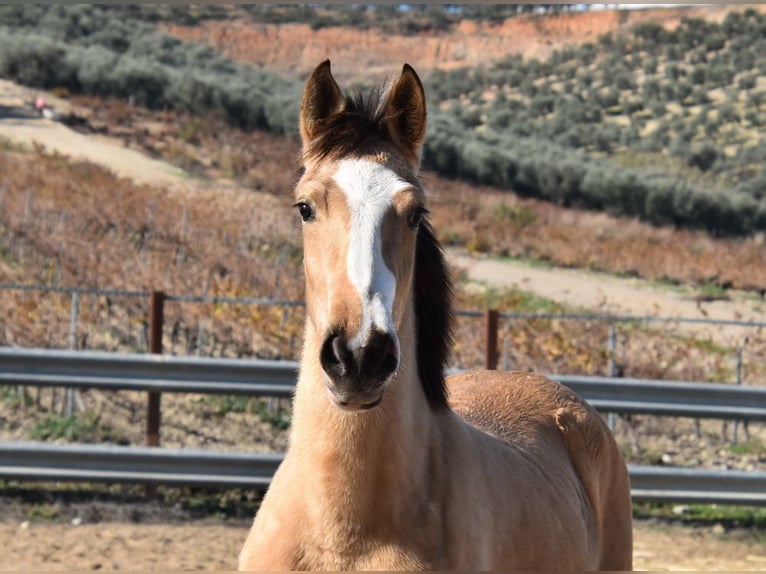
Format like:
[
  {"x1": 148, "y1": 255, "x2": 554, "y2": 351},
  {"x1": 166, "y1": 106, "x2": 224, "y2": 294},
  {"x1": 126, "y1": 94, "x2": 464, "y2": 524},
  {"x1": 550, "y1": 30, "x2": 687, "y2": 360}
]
[
  {"x1": 300, "y1": 60, "x2": 345, "y2": 146},
  {"x1": 384, "y1": 64, "x2": 427, "y2": 159}
]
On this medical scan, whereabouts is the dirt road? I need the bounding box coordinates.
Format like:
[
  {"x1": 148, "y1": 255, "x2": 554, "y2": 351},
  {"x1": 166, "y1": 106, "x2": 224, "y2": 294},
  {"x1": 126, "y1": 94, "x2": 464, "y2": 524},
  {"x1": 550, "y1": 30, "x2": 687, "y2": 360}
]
[
  {"x1": 448, "y1": 249, "x2": 766, "y2": 345},
  {"x1": 2, "y1": 519, "x2": 765, "y2": 571},
  {"x1": 0, "y1": 80, "x2": 189, "y2": 189}
]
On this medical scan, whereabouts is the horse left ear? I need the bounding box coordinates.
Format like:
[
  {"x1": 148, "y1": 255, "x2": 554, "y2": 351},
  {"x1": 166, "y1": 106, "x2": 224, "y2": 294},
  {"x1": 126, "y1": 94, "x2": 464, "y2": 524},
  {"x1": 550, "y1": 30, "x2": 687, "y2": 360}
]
[
  {"x1": 384, "y1": 64, "x2": 427, "y2": 161},
  {"x1": 301, "y1": 60, "x2": 346, "y2": 146}
]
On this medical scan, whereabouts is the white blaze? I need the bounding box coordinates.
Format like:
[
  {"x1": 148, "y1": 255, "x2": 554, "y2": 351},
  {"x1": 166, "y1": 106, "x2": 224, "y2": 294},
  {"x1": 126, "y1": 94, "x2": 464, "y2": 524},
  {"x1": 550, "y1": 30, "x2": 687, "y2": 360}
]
[{"x1": 332, "y1": 158, "x2": 408, "y2": 349}]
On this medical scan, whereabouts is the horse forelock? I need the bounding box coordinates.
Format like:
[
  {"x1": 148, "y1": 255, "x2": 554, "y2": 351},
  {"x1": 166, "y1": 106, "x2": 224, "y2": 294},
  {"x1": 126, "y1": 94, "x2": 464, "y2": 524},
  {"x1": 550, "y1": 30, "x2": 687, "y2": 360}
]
[
  {"x1": 303, "y1": 84, "x2": 395, "y2": 164},
  {"x1": 414, "y1": 219, "x2": 453, "y2": 410}
]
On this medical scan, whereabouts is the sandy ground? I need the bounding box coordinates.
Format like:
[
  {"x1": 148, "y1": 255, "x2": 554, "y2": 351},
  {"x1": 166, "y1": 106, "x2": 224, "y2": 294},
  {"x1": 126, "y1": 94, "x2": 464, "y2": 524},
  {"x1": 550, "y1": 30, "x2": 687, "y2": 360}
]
[{"x1": 1, "y1": 519, "x2": 765, "y2": 571}]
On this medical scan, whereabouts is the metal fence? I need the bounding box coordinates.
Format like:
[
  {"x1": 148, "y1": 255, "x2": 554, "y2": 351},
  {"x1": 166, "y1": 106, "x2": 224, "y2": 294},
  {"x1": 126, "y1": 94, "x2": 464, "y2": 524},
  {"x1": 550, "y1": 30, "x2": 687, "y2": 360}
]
[
  {"x1": 2, "y1": 282, "x2": 764, "y2": 368},
  {"x1": 1, "y1": 283, "x2": 765, "y2": 505},
  {"x1": 2, "y1": 347, "x2": 766, "y2": 505},
  {"x1": 2, "y1": 440, "x2": 766, "y2": 506},
  {"x1": 3, "y1": 347, "x2": 766, "y2": 422},
  {"x1": 2, "y1": 282, "x2": 764, "y2": 437}
]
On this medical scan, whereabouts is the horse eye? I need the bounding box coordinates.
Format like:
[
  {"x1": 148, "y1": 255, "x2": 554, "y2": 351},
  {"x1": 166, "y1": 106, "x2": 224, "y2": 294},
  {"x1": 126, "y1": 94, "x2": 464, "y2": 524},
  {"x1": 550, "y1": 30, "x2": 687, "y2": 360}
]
[
  {"x1": 294, "y1": 202, "x2": 314, "y2": 222},
  {"x1": 408, "y1": 207, "x2": 428, "y2": 230}
]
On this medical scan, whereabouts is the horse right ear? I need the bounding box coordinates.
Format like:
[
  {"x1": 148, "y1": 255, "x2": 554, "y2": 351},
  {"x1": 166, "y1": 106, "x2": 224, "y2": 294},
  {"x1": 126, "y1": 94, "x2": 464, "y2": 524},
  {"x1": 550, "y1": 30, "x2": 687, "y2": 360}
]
[
  {"x1": 383, "y1": 64, "x2": 427, "y2": 163},
  {"x1": 300, "y1": 60, "x2": 345, "y2": 146}
]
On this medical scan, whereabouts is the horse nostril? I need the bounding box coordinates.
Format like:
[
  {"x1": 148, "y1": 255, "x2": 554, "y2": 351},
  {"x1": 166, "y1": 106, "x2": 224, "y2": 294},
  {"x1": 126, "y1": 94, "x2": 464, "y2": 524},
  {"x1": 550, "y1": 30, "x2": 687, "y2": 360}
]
[
  {"x1": 320, "y1": 332, "x2": 355, "y2": 380},
  {"x1": 363, "y1": 331, "x2": 399, "y2": 381}
]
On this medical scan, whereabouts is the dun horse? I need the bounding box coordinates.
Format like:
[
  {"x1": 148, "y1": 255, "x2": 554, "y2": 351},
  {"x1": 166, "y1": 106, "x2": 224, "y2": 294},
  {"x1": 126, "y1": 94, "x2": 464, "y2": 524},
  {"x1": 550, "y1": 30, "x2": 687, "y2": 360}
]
[{"x1": 239, "y1": 61, "x2": 633, "y2": 571}]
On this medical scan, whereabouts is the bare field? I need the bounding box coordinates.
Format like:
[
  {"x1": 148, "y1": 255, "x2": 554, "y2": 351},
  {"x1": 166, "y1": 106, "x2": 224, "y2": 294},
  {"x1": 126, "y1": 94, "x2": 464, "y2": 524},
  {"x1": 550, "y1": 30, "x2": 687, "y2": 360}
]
[{"x1": 1, "y1": 519, "x2": 765, "y2": 571}]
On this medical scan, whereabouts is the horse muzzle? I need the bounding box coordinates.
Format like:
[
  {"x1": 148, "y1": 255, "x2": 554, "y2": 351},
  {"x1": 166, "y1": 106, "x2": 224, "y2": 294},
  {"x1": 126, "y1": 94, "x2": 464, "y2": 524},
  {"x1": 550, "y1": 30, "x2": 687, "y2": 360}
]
[{"x1": 320, "y1": 329, "x2": 399, "y2": 411}]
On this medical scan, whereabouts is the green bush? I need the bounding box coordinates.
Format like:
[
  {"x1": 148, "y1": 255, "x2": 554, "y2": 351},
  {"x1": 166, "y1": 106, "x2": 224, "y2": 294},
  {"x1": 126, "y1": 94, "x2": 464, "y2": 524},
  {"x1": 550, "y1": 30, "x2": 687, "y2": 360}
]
[{"x1": 0, "y1": 6, "x2": 301, "y2": 133}]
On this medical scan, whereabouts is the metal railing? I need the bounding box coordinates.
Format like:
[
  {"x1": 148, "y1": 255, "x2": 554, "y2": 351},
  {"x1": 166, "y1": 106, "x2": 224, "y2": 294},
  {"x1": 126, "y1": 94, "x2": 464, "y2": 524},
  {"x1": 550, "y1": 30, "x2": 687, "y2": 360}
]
[
  {"x1": 3, "y1": 347, "x2": 766, "y2": 421},
  {"x1": 3, "y1": 282, "x2": 765, "y2": 328},
  {"x1": 1, "y1": 440, "x2": 765, "y2": 506},
  {"x1": 0, "y1": 347, "x2": 297, "y2": 397},
  {"x1": 2, "y1": 347, "x2": 766, "y2": 504}
]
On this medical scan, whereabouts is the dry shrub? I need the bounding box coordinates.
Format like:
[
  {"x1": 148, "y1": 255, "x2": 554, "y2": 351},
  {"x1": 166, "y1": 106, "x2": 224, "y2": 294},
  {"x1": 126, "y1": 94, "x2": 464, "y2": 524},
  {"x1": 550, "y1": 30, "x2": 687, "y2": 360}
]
[{"x1": 0, "y1": 144, "x2": 304, "y2": 357}]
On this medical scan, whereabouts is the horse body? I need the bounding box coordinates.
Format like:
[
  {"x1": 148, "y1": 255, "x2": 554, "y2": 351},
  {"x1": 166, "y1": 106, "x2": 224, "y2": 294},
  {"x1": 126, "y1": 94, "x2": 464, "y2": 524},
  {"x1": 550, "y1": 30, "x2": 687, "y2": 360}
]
[{"x1": 239, "y1": 60, "x2": 632, "y2": 571}]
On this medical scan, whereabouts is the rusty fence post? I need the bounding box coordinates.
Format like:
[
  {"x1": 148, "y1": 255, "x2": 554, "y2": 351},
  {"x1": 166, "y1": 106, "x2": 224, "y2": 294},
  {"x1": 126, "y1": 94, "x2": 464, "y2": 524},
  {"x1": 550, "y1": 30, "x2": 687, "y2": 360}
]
[
  {"x1": 146, "y1": 290, "x2": 165, "y2": 448},
  {"x1": 485, "y1": 309, "x2": 499, "y2": 370}
]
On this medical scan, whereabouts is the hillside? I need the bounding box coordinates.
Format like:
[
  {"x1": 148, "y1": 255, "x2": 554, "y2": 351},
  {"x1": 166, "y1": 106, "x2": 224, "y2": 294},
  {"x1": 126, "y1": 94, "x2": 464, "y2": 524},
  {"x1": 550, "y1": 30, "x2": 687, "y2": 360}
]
[
  {"x1": 421, "y1": 9, "x2": 766, "y2": 237},
  {"x1": 2, "y1": 5, "x2": 765, "y2": 238},
  {"x1": 163, "y1": 5, "x2": 760, "y2": 83}
]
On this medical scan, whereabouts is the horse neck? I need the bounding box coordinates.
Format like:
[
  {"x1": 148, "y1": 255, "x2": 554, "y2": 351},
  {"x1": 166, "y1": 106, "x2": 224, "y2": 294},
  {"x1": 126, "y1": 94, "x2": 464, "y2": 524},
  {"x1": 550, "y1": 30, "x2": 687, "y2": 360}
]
[{"x1": 289, "y1": 300, "x2": 437, "y2": 520}]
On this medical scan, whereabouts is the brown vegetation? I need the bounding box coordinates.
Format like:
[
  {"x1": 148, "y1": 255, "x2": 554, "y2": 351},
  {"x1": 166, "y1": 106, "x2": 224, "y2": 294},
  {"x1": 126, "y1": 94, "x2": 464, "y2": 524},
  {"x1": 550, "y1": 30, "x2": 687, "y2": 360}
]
[
  {"x1": 163, "y1": 5, "x2": 764, "y2": 84},
  {"x1": 71, "y1": 97, "x2": 766, "y2": 292}
]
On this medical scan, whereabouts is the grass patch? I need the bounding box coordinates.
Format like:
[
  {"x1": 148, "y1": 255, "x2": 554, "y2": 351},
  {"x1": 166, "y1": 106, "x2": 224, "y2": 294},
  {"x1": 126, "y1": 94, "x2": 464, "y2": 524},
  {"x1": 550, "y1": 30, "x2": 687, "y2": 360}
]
[
  {"x1": 0, "y1": 134, "x2": 29, "y2": 153},
  {"x1": 255, "y1": 399, "x2": 291, "y2": 431},
  {"x1": 651, "y1": 276, "x2": 688, "y2": 294},
  {"x1": 491, "y1": 254, "x2": 556, "y2": 270},
  {"x1": 0, "y1": 481, "x2": 266, "y2": 522},
  {"x1": 197, "y1": 395, "x2": 291, "y2": 430},
  {"x1": 1, "y1": 385, "x2": 22, "y2": 407},
  {"x1": 493, "y1": 203, "x2": 537, "y2": 228},
  {"x1": 695, "y1": 282, "x2": 731, "y2": 301},
  {"x1": 460, "y1": 284, "x2": 568, "y2": 315},
  {"x1": 198, "y1": 394, "x2": 253, "y2": 416},
  {"x1": 634, "y1": 502, "x2": 766, "y2": 529},
  {"x1": 730, "y1": 439, "x2": 766, "y2": 456},
  {"x1": 621, "y1": 444, "x2": 664, "y2": 466},
  {"x1": 688, "y1": 337, "x2": 730, "y2": 356},
  {"x1": 25, "y1": 503, "x2": 59, "y2": 521},
  {"x1": 466, "y1": 235, "x2": 491, "y2": 254},
  {"x1": 29, "y1": 412, "x2": 126, "y2": 443},
  {"x1": 167, "y1": 487, "x2": 264, "y2": 520}
]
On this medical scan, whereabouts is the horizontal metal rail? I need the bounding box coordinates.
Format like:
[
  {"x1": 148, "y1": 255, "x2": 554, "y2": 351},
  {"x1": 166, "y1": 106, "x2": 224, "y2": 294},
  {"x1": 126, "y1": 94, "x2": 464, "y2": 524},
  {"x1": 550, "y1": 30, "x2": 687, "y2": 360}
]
[
  {"x1": 0, "y1": 441, "x2": 281, "y2": 488},
  {"x1": 2, "y1": 347, "x2": 766, "y2": 421},
  {"x1": 629, "y1": 465, "x2": 766, "y2": 506},
  {"x1": 0, "y1": 347, "x2": 298, "y2": 397},
  {"x1": 551, "y1": 374, "x2": 766, "y2": 422},
  {"x1": 1, "y1": 441, "x2": 764, "y2": 506}
]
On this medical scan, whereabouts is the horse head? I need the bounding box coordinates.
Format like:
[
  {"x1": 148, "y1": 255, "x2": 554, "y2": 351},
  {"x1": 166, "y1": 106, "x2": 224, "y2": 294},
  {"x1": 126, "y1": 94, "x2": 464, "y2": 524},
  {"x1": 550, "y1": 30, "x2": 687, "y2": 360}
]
[{"x1": 294, "y1": 60, "x2": 449, "y2": 412}]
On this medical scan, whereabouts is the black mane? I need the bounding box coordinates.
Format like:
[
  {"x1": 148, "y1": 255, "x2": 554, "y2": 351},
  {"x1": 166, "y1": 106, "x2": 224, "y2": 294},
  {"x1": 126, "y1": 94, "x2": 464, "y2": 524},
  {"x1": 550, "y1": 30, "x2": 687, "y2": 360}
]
[{"x1": 413, "y1": 219, "x2": 453, "y2": 410}]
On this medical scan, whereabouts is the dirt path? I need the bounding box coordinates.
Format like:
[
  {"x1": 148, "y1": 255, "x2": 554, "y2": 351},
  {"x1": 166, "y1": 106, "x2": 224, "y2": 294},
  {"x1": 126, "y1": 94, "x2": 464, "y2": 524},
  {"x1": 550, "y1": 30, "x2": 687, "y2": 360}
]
[
  {"x1": 0, "y1": 80, "x2": 190, "y2": 189},
  {"x1": 1, "y1": 519, "x2": 764, "y2": 571},
  {"x1": 448, "y1": 249, "x2": 766, "y2": 345}
]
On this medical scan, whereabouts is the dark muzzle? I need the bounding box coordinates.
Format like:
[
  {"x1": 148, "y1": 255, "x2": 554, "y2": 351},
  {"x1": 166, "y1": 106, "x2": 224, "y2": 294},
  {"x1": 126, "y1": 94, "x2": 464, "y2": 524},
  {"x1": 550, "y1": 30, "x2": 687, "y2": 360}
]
[{"x1": 320, "y1": 329, "x2": 399, "y2": 409}]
